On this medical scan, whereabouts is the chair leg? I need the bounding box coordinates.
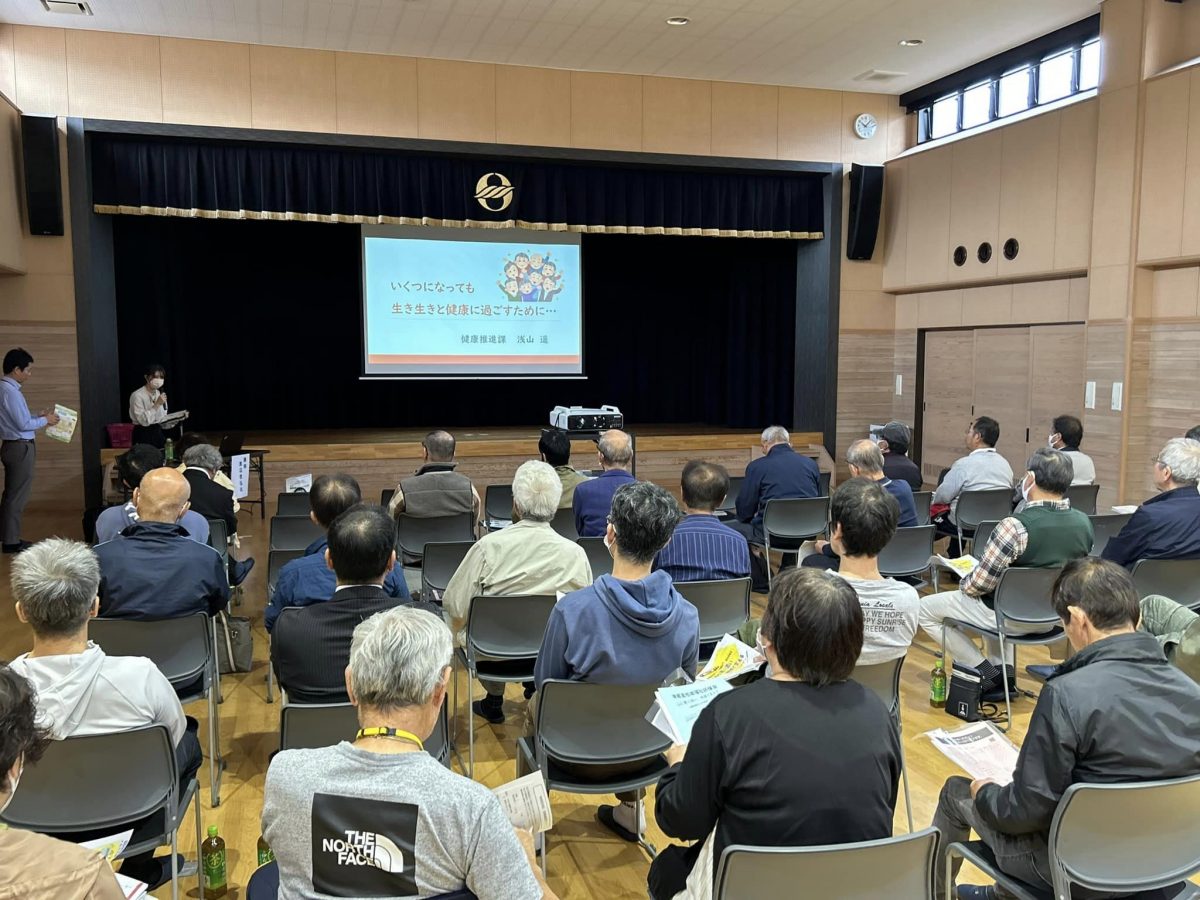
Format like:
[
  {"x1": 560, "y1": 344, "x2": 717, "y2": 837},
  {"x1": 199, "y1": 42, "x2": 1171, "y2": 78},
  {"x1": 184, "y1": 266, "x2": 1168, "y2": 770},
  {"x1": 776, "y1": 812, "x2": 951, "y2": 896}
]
[
  {"x1": 207, "y1": 681, "x2": 223, "y2": 807},
  {"x1": 467, "y1": 671, "x2": 476, "y2": 780},
  {"x1": 997, "y1": 632, "x2": 1013, "y2": 734},
  {"x1": 170, "y1": 823, "x2": 180, "y2": 900},
  {"x1": 266, "y1": 661, "x2": 275, "y2": 703},
  {"x1": 193, "y1": 787, "x2": 205, "y2": 900},
  {"x1": 765, "y1": 539, "x2": 773, "y2": 591},
  {"x1": 945, "y1": 849, "x2": 956, "y2": 900},
  {"x1": 900, "y1": 750, "x2": 915, "y2": 833}
]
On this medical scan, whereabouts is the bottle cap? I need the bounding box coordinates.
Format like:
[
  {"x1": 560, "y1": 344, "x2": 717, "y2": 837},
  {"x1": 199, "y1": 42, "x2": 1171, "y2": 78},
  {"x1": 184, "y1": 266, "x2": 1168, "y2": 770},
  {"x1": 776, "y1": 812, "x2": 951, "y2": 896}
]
[{"x1": 207, "y1": 825, "x2": 219, "y2": 838}]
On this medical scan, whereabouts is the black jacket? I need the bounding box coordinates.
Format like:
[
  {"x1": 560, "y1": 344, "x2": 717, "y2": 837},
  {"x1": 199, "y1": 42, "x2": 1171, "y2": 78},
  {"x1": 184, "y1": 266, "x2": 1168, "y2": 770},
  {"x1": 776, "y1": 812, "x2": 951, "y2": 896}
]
[
  {"x1": 976, "y1": 631, "x2": 1200, "y2": 836},
  {"x1": 182, "y1": 468, "x2": 238, "y2": 536},
  {"x1": 95, "y1": 521, "x2": 230, "y2": 619},
  {"x1": 883, "y1": 452, "x2": 923, "y2": 492}
]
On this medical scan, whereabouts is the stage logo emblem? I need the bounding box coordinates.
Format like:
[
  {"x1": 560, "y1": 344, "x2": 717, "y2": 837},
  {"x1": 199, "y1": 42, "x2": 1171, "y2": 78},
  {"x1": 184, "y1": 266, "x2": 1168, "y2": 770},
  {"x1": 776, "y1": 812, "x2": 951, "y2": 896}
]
[{"x1": 475, "y1": 172, "x2": 514, "y2": 212}]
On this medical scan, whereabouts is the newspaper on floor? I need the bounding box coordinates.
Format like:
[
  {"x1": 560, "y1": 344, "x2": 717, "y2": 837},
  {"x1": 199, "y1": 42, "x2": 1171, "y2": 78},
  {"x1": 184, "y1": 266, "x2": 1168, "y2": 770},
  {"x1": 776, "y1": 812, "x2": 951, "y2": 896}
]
[
  {"x1": 492, "y1": 771, "x2": 554, "y2": 833},
  {"x1": 925, "y1": 721, "x2": 1021, "y2": 785},
  {"x1": 646, "y1": 678, "x2": 734, "y2": 745},
  {"x1": 929, "y1": 554, "x2": 979, "y2": 579},
  {"x1": 697, "y1": 634, "x2": 765, "y2": 682}
]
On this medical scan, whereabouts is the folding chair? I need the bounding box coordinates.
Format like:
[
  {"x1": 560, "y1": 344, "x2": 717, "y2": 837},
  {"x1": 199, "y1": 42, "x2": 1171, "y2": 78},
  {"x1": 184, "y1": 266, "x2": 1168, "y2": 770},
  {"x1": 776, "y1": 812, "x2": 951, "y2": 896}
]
[
  {"x1": 269, "y1": 515, "x2": 324, "y2": 551},
  {"x1": 89, "y1": 612, "x2": 224, "y2": 806},
  {"x1": 247, "y1": 860, "x2": 478, "y2": 900},
  {"x1": 0, "y1": 725, "x2": 203, "y2": 900},
  {"x1": 674, "y1": 578, "x2": 752, "y2": 664},
  {"x1": 762, "y1": 496, "x2": 829, "y2": 588},
  {"x1": 716, "y1": 475, "x2": 745, "y2": 519},
  {"x1": 421, "y1": 541, "x2": 475, "y2": 602},
  {"x1": 396, "y1": 513, "x2": 476, "y2": 563},
  {"x1": 940, "y1": 566, "x2": 1064, "y2": 731},
  {"x1": 516, "y1": 679, "x2": 671, "y2": 875},
  {"x1": 1131, "y1": 558, "x2": 1200, "y2": 611},
  {"x1": 264, "y1": 548, "x2": 305, "y2": 703},
  {"x1": 275, "y1": 491, "x2": 311, "y2": 517},
  {"x1": 577, "y1": 536, "x2": 614, "y2": 578},
  {"x1": 914, "y1": 491, "x2": 934, "y2": 526},
  {"x1": 717, "y1": 827, "x2": 938, "y2": 900},
  {"x1": 549, "y1": 506, "x2": 579, "y2": 541},
  {"x1": 818, "y1": 470, "x2": 831, "y2": 496},
  {"x1": 878, "y1": 525, "x2": 935, "y2": 581},
  {"x1": 945, "y1": 773, "x2": 1200, "y2": 900},
  {"x1": 1064, "y1": 483, "x2": 1100, "y2": 516},
  {"x1": 381, "y1": 487, "x2": 395, "y2": 507},
  {"x1": 483, "y1": 483, "x2": 515, "y2": 531},
  {"x1": 456, "y1": 594, "x2": 557, "y2": 777},
  {"x1": 932, "y1": 520, "x2": 998, "y2": 593},
  {"x1": 852, "y1": 656, "x2": 914, "y2": 832},
  {"x1": 280, "y1": 701, "x2": 451, "y2": 766},
  {"x1": 206, "y1": 517, "x2": 229, "y2": 566},
  {"x1": 1088, "y1": 512, "x2": 1134, "y2": 557},
  {"x1": 953, "y1": 489, "x2": 1013, "y2": 556}
]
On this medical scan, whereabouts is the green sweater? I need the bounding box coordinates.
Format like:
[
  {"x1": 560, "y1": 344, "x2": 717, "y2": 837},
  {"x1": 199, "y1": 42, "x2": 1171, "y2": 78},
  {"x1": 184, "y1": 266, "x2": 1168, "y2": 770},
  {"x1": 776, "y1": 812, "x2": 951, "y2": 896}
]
[{"x1": 1012, "y1": 505, "x2": 1094, "y2": 567}]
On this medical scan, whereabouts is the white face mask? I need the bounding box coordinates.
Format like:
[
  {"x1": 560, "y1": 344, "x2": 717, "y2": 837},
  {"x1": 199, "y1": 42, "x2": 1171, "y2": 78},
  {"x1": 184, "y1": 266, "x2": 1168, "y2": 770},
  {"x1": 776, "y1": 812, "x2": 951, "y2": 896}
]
[
  {"x1": 1047, "y1": 433, "x2": 1059, "y2": 449},
  {"x1": 603, "y1": 530, "x2": 615, "y2": 556},
  {"x1": 1020, "y1": 474, "x2": 1034, "y2": 504},
  {"x1": 1, "y1": 761, "x2": 22, "y2": 815},
  {"x1": 149, "y1": 377, "x2": 164, "y2": 390}
]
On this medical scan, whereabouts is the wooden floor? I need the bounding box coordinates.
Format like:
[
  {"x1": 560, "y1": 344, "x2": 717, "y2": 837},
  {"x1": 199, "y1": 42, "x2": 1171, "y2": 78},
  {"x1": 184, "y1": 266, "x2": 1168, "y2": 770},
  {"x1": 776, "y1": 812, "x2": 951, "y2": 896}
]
[{"x1": 0, "y1": 504, "x2": 1053, "y2": 900}]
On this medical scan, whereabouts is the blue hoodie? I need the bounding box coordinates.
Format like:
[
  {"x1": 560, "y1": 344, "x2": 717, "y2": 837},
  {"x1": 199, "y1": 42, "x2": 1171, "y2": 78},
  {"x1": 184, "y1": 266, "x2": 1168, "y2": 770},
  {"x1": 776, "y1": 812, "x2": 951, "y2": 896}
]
[{"x1": 534, "y1": 570, "x2": 699, "y2": 689}]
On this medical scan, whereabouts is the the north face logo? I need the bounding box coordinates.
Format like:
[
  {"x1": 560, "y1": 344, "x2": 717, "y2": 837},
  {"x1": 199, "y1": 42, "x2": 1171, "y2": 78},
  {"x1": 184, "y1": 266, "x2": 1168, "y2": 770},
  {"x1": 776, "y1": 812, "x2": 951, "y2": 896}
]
[{"x1": 312, "y1": 794, "x2": 418, "y2": 897}]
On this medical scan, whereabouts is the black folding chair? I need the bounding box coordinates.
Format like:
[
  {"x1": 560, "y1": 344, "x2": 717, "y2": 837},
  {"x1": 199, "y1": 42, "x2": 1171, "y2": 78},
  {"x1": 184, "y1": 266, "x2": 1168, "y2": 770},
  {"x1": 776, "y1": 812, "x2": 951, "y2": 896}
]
[
  {"x1": 1064, "y1": 483, "x2": 1100, "y2": 516},
  {"x1": 878, "y1": 525, "x2": 935, "y2": 580},
  {"x1": 674, "y1": 578, "x2": 752, "y2": 663},
  {"x1": 1131, "y1": 558, "x2": 1200, "y2": 611},
  {"x1": 762, "y1": 496, "x2": 830, "y2": 588},
  {"x1": 396, "y1": 513, "x2": 476, "y2": 563},
  {"x1": 852, "y1": 656, "x2": 914, "y2": 832},
  {"x1": 281, "y1": 701, "x2": 451, "y2": 766},
  {"x1": 483, "y1": 483, "x2": 515, "y2": 531},
  {"x1": 577, "y1": 536, "x2": 613, "y2": 578},
  {"x1": 1088, "y1": 512, "x2": 1133, "y2": 557},
  {"x1": 913, "y1": 491, "x2": 934, "y2": 526},
  {"x1": 953, "y1": 489, "x2": 1013, "y2": 556},
  {"x1": 421, "y1": 541, "x2": 475, "y2": 602},
  {"x1": 717, "y1": 475, "x2": 745, "y2": 519},
  {"x1": 549, "y1": 506, "x2": 579, "y2": 541},
  {"x1": 275, "y1": 491, "x2": 311, "y2": 517},
  {"x1": 269, "y1": 515, "x2": 324, "y2": 551}
]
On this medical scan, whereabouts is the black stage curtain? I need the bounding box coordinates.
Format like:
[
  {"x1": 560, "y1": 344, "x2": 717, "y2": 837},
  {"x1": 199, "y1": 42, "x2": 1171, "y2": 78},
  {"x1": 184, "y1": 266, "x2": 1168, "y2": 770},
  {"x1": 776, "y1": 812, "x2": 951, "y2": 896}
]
[
  {"x1": 92, "y1": 134, "x2": 824, "y2": 238},
  {"x1": 112, "y1": 216, "x2": 795, "y2": 431}
]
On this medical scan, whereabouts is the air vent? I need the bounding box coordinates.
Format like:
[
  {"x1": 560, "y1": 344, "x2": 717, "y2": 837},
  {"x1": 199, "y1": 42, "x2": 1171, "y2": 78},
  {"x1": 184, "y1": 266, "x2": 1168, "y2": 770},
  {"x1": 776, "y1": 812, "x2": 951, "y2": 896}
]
[
  {"x1": 853, "y1": 69, "x2": 906, "y2": 83},
  {"x1": 41, "y1": 1, "x2": 93, "y2": 14}
]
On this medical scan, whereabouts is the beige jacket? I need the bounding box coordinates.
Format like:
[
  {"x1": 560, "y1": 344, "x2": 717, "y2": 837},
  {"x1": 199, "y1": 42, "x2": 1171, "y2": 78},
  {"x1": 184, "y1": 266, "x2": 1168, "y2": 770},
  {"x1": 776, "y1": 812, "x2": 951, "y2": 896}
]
[{"x1": 0, "y1": 825, "x2": 125, "y2": 900}]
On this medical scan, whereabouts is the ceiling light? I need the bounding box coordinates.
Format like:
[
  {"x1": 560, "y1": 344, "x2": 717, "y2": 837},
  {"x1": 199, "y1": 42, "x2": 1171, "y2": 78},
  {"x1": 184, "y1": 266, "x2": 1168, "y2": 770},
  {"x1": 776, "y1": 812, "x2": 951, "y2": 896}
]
[
  {"x1": 666, "y1": 16, "x2": 690, "y2": 26},
  {"x1": 898, "y1": 38, "x2": 924, "y2": 47}
]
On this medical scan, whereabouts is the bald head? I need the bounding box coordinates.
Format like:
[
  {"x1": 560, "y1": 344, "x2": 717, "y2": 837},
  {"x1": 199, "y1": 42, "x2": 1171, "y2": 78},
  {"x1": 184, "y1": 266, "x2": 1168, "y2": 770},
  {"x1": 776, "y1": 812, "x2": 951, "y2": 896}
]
[
  {"x1": 134, "y1": 467, "x2": 192, "y2": 523},
  {"x1": 598, "y1": 429, "x2": 633, "y2": 469},
  {"x1": 846, "y1": 439, "x2": 885, "y2": 477},
  {"x1": 422, "y1": 430, "x2": 456, "y2": 462}
]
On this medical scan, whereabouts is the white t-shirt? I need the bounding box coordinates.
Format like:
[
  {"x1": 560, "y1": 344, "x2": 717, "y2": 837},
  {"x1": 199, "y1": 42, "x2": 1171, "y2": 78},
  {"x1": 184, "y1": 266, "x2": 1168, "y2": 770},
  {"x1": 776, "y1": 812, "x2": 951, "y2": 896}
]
[{"x1": 833, "y1": 572, "x2": 921, "y2": 665}]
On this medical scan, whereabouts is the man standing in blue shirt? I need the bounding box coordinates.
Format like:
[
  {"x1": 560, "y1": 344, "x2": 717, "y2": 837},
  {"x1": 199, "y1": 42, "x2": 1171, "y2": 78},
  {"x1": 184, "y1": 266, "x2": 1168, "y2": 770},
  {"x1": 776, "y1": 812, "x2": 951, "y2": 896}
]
[
  {"x1": 572, "y1": 429, "x2": 636, "y2": 537},
  {"x1": 0, "y1": 348, "x2": 60, "y2": 553},
  {"x1": 655, "y1": 460, "x2": 750, "y2": 582}
]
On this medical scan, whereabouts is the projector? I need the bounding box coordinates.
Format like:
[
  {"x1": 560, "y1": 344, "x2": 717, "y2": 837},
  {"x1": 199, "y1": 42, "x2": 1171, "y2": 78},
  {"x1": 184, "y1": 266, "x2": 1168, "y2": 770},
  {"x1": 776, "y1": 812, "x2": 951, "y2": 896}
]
[{"x1": 550, "y1": 405, "x2": 624, "y2": 432}]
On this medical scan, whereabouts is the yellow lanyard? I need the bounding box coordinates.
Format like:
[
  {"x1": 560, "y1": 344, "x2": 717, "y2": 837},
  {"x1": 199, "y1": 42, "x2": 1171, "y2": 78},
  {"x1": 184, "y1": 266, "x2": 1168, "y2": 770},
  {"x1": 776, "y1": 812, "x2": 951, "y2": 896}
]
[{"x1": 354, "y1": 727, "x2": 424, "y2": 750}]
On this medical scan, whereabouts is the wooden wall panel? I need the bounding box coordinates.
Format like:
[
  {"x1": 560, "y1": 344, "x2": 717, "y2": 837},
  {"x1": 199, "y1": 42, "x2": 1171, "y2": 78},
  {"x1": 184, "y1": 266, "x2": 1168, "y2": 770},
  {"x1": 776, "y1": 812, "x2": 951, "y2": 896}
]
[
  {"x1": 710, "y1": 81, "x2": 777, "y2": 159},
  {"x1": 249, "y1": 45, "x2": 336, "y2": 133},
  {"x1": 836, "y1": 330, "x2": 898, "y2": 467},
  {"x1": 917, "y1": 289, "x2": 962, "y2": 327},
  {"x1": 921, "y1": 330, "x2": 975, "y2": 481},
  {"x1": 960, "y1": 283, "x2": 1013, "y2": 327},
  {"x1": 642, "y1": 76, "x2": 710, "y2": 156},
  {"x1": 0, "y1": 25, "x2": 15, "y2": 102},
  {"x1": 1083, "y1": 323, "x2": 1128, "y2": 509},
  {"x1": 1128, "y1": 321, "x2": 1200, "y2": 499},
  {"x1": 160, "y1": 38, "x2": 251, "y2": 128},
  {"x1": 1027, "y1": 324, "x2": 1086, "y2": 464},
  {"x1": 881, "y1": 159, "x2": 908, "y2": 291},
  {"x1": 778, "y1": 87, "x2": 841, "y2": 162},
  {"x1": 1100, "y1": 0, "x2": 1145, "y2": 93},
  {"x1": 905, "y1": 148, "x2": 952, "y2": 286},
  {"x1": 335, "y1": 53, "x2": 418, "y2": 139},
  {"x1": 1149, "y1": 266, "x2": 1200, "y2": 318},
  {"x1": 1088, "y1": 264, "x2": 1131, "y2": 320},
  {"x1": 1181, "y1": 68, "x2": 1200, "y2": 258},
  {"x1": 947, "y1": 130, "x2": 1002, "y2": 283},
  {"x1": 12, "y1": 25, "x2": 67, "y2": 115},
  {"x1": 1068, "y1": 276, "x2": 1090, "y2": 321},
  {"x1": 1054, "y1": 100, "x2": 1097, "y2": 271},
  {"x1": 1010, "y1": 279, "x2": 1072, "y2": 324},
  {"x1": 0, "y1": 96, "x2": 24, "y2": 274},
  {"x1": 1137, "y1": 72, "x2": 1190, "y2": 262},
  {"x1": 997, "y1": 113, "x2": 1060, "y2": 277},
  {"x1": 65, "y1": 30, "x2": 161, "y2": 122},
  {"x1": 570, "y1": 71, "x2": 642, "y2": 152},
  {"x1": 840, "y1": 91, "x2": 891, "y2": 166},
  {"x1": 1091, "y1": 86, "x2": 1138, "y2": 267},
  {"x1": 417, "y1": 58, "x2": 496, "y2": 143},
  {"x1": 496, "y1": 65, "x2": 570, "y2": 148},
  {"x1": 972, "y1": 328, "x2": 1032, "y2": 476},
  {"x1": 893, "y1": 328, "x2": 918, "y2": 426}
]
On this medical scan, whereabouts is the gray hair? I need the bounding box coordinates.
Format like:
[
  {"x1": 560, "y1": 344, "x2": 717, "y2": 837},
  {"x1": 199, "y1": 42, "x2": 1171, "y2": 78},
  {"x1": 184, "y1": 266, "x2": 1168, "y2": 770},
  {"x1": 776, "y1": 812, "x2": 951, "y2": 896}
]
[
  {"x1": 511, "y1": 459, "x2": 562, "y2": 522},
  {"x1": 846, "y1": 439, "x2": 885, "y2": 475},
  {"x1": 609, "y1": 481, "x2": 683, "y2": 564},
  {"x1": 1027, "y1": 447, "x2": 1074, "y2": 495},
  {"x1": 761, "y1": 425, "x2": 790, "y2": 445},
  {"x1": 598, "y1": 429, "x2": 633, "y2": 466},
  {"x1": 11, "y1": 538, "x2": 100, "y2": 637},
  {"x1": 349, "y1": 606, "x2": 453, "y2": 710},
  {"x1": 423, "y1": 430, "x2": 456, "y2": 462},
  {"x1": 1158, "y1": 437, "x2": 1200, "y2": 487},
  {"x1": 182, "y1": 443, "x2": 223, "y2": 472}
]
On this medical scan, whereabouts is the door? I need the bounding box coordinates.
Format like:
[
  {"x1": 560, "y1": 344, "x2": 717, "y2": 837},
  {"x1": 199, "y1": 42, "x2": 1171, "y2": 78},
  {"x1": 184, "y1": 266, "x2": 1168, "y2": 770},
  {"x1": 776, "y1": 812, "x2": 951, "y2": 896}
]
[
  {"x1": 971, "y1": 327, "x2": 1031, "y2": 477},
  {"x1": 921, "y1": 330, "x2": 976, "y2": 484},
  {"x1": 1026, "y1": 324, "x2": 1087, "y2": 464}
]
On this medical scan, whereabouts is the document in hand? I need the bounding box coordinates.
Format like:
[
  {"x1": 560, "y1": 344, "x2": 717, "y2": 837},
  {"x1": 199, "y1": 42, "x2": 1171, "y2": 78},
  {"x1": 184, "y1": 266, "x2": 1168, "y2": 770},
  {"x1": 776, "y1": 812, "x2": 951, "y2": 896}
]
[
  {"x1": 161, "y1": 409, "x2": 189, "y2": 428},
  {"x1": 930, "y1": 554, "x2": 979, "y2": 579},
  {"x1": 924, "y1": 721, "x2": 1020, "y2": 785},
  {"x1": 647, "y1": 679, "x2": 733, "y2": 744},
  {"x1": 44, "y1": 404, "x2": 78, "y2": 443},
  {"x1": 697, "y1": 634, "x2": 765, "y2": 682},
  {"x1": 492, "y1": 771, "x2": 554, "y2": 833},
  {"x1": 78, "y1": 831, "x2": 148, "y2": 898}
]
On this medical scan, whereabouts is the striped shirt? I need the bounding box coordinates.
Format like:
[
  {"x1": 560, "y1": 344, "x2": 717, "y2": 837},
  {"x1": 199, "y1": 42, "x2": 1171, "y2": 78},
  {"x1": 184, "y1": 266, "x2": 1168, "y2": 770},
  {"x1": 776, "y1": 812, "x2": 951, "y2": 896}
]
[{"x1": 655, "y1": 513, "x2": 751, "y2": 583}]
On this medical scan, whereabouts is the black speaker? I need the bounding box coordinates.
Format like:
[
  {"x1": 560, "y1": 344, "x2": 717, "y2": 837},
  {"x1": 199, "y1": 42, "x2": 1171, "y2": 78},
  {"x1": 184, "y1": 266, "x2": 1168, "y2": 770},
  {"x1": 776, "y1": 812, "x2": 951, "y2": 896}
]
[
  {"x1": 846, "y1": 163, "x2": 883, "y2": 261},
  {"x1": 20, "y1": 115, "x2": 64, "y2": 236}
]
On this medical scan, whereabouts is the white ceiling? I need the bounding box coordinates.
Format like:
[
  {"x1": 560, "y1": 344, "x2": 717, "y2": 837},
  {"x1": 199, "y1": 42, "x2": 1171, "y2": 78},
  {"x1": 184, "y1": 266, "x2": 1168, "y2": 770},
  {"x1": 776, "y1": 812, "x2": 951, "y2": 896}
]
[{"x1": 0, "y1": 0, "x2": 1102, "y2": 94}]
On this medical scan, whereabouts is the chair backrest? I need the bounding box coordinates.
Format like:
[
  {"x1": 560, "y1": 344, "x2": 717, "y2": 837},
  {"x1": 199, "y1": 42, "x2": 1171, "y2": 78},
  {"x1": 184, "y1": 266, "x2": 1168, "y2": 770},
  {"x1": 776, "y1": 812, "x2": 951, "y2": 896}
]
[
  {"x1": 877, "y1": 525, "x2": 935, "y2": 578},
  {"x1": 395, "y1": 513, "x2": 476, "y2": 559},
  {"x1": 1064, "y1": 483, "x2": 1100, "y2": 516},
  {"x1": 913, "y1": 491, "x2": 933, "y2": 526},
  {"x1": 972, "y1": 519, "x2": 1000, "y2": 555},
  {"x1": 549, "y1": 506, "x2": 578, "y2": 541},
  {"x1": 715, "y1": 827, "x2": 938, "y2": 900},
  {"x1": 217, "y1": 432, "x2": 245, "y2": 457},
  {"x1": 536, "y1": 679, "x2": 671, "y2": 766},
  {"x1": 577, "y1": 536, "x2": 613, "y2": 578},
  {"x1": 992, "y1": 566, "x2": 1063, "y2": 625},
  {"x1": 90, "y1": 612, "x2": 211, "y2": 690},
  {"x1": 207, "y1": 516, "x2": 229, "y2": 561},
  {"x1": 279, "y1": 701, "x2": 452, "y2": 767},
  {"x1": 267, "y1": 548, "x2": 306, "y2": 599},
  {"x1": 1088, "y1": 512, "x2": 1134, "y2": 557},
  {"x1": 763, "y1": 496, "x2": 830, "y2": 542},
  {"x1": 466, "y1": 594, "x2": 557, "y2": 661},
  {"x1": 955, "y1": 488, "x2": 1014, "y2": 531},
  {"x1": 818, "y1": 470, "x2": 831, "y2": 496},
  {"x1": 269, "y1": 515, "x2": 325, "y2": 551},
  {"x1": 421, "y1": 541, "x2": 475, "y2": 595},
  {"x1": 674, "y1": 578, "x2": 752, "y2": 644},
  {"x1": 1131, "y1": 558, "x2": 1200, "y2": 609},
  {"x1": 1, "y1": 725, "x2": 179, "y2": 835},
  {"x1": 718, "y1": 475, "x2": 745, "y2": 513},
  {"x1": 483, "y1": 483, "x2": 514, "y2": 524},
  {"x1": 276, "y1": 491, "x2": 312, "y2": 517},
  {"x1": 380, "y1": 487, "x2": 395, "y2": 507},
  {"x1": 851, "y1": 655, "x2": 905, "y2": 719},
  {"x1": 1048, "y1": 774, "x2": 1200, "y2": 898}
]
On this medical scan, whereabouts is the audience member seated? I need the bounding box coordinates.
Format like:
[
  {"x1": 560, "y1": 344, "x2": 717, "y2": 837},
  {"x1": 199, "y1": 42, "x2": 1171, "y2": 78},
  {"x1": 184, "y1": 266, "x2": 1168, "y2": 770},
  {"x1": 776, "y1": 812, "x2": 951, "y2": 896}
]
[
  {"x1": 273, "y1": 505, "x2": 434, "y2": 704},
  {"x1": 920, "y1": 448, "x2": 1093, "y2": 700},
  {"x1": 0, "y1": 664, "x2": 126, "y2": 899},
  {"x1": 653, "y1": 460, "x2": 750, "y2": 582},
  {"x1": 536, "y1": 480, "x2": 698, "y2": 844},
  {"x1": 1046, "y1": 414, "x2": 1096, "y2": 485},
  {"x1": 878, "y1": 420, "x2": 923, "y2": 491},
  {"x1": 263, "y1": 606, "x2": 555, "y2": 900},
  {"x1": 648, "y1": 568, "x2": 901, "y2": 900},
  {"x1": 539, "y1": 428, "x2": 589, "y2": 509},
  {"x1": 95, "y1": 468, "x2": 229, "y2": 620},
  {"x1": 94, "y1": 443, "x2": 209, "y2": 544},
  {"x1": 813, "y1": 479, "x2": 919, "y2": 663},
  {"x1": 936, "y1": 558, "x2": 1200, "y2": 899},
  {"x1": 175, "y1": 432, "x2": 239, "y2": 513},
  {"x1": 1139, "y1": 594, "x2": 1200, "y2": 683},
  {"x1": 8, "y1": 539, "x2": 202, "y2": 890},
  {"x1": 181, "y1": 442, "x2": 254, "y2": 584},
  {"x1": 265, "y1": 474, "x2": 410, "y2": 633},
  {"x1": 1101, "y1": 437, "x2": 1200, "y2": 568},
  {"x1": 804, "y1": 440, "x2": 915, "y2": 571},
  {"x1": 931, "y1": 416, "x2": 1015, "y2": 553},
  {"x1": 386, "y1": 429, "x2": 481, "y2": 524},
  {"x1": 572, "y1": 429, "x2": 637, "y2": 537},
  {"x1": 443, "y1": 461, "x2": 592, "y2": 724}
]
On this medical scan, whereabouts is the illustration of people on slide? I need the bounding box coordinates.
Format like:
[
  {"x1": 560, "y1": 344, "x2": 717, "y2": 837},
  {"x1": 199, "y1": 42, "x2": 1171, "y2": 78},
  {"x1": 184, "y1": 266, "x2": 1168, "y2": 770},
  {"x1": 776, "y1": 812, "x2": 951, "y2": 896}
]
[{"x1": 499, "y1": 251, "x2": 563, "y2": 302}]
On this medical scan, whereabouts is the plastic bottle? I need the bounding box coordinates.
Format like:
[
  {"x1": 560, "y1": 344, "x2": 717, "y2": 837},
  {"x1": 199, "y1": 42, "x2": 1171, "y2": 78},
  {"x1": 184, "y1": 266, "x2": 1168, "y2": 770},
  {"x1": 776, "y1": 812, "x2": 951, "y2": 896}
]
[
  {"x1": 257, "y1": 834, "x2": 275, "y2": 867},
  {"x1": 930, "y1": 659, "x2": 948, "y2": 709},
  {"x1": 164, "y1": 438, "x2": 176, "y2": 464},
  {"x1": 201, "y1": 825, "x2": 228, "y2": 897}
]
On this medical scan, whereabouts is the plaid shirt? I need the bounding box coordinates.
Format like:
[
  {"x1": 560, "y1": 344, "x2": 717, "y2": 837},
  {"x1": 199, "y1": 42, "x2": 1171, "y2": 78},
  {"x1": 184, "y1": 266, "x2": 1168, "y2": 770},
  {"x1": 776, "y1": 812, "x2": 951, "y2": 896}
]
[{"x1": 960, "y1": 499, "x2": 1072, "y2": 598}]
